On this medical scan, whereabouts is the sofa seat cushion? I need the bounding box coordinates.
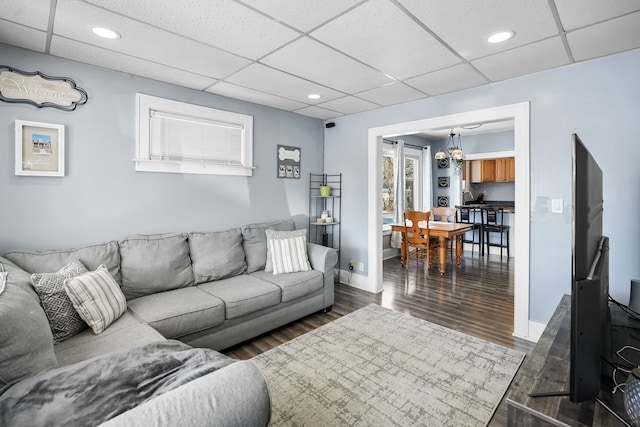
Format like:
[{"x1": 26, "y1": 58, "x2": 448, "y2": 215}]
[
  {"x1": 128, "y1": 288, "x2": 225, "y2": 339},
  {"x1": 54, "y1": 310, "x2": 164, "y2": 367},
  {"x1": 198, "y1": 275, "x2": 281, "y2": 319},
  {"x1": 250, "y1": 270, "x2": 323, "y2": 303},
  {"x1": 189, "y1": 228, "x2": 247, "y2": 284},
  {"x1": 119, "y1": 233, "x2": 194, "y2": 300},
  {"x1": 4, "y1": 241, "x2": 121, "y2": 284}
]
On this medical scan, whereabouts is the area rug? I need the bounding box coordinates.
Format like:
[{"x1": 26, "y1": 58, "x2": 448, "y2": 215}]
[{"x1": 252, "y1": 304, "x2": 524, "y2": 426}]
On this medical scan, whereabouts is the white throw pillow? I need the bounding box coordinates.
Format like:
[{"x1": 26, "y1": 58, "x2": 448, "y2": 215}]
[
  {"x1": 266, "y1": 229, "x2": 311, "y2": 275},
  {"x1": 265, "y1": 229, "x2": 308, "y2": 273},
  {"x1": 64, "y1": 265, "x2": 127, "y2": 334}
]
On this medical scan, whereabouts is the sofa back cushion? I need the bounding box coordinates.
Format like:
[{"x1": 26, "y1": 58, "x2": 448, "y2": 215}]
[
  {"x1": 241, "y1": 219, "x2": 295, "y2": 273},
  {"x1": 119, "y1": 233, "x2": 194, "y2": 300},
  {"x1": 0, "y1": 257, "x2": 58, "y2": 389},
  {"x1": 189, "y1": 228, "x2": 247, "y2": 284},
  {"x1": 4, "y1": 241, "x2": 121, "y2": 284}
]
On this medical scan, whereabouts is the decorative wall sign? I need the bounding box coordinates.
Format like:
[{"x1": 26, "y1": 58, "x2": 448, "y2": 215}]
[
  {"x1": 15, "y1": 120, "x2": 65, "y2": 177},
  {"x1": 437, "y1": 196, "x2": 450, "y2": 207},
  {"x1": 277, "y1": 145, "x2": 301, "y2": 179},
  {"x1": 437, "y1": 157, "x2": 449, "y2": 168},
  {"x1": 438, "y1": 176, "x2": 450, "y2": 188},
  {"x1": 0, "y1": 66, "x2": 88, "y2": 111}
]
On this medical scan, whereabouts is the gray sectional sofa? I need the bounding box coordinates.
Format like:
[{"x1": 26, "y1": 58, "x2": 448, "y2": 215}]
[{"x1": 0, "y1": 218, "x2": 338, "y2": 426}]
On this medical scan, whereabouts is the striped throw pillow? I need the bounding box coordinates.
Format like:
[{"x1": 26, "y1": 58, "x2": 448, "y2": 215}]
[
  {"x1": 64, "y1": 265, "x2": 127, "y2": 334},
  {"x1": 266, "y1": 230, "x2": 311, "y2": 275}
]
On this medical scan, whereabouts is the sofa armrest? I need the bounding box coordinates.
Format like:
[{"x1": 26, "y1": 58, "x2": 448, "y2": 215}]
[
  {"x1": 99, "y1": 361, "x2": 271, "y2": 427},
  {"x1": 306, "y1": 243, "x2": 337, "y2": 308}
]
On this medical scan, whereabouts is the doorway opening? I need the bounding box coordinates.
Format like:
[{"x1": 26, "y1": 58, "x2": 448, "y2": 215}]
[{"x1": 367, "y1": 102, "x2": 532, "y2": 340}]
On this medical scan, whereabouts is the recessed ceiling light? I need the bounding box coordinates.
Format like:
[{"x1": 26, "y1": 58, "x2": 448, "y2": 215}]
[
  {"x1": 487, "y1": 31, "x2": 515, "y2": 44},
  {"x1": 92, "y1": 27, "x2": 121, "y2": 39},
  {"x1": 308, "y1": 94, "x2": 321, "y2": 100}
]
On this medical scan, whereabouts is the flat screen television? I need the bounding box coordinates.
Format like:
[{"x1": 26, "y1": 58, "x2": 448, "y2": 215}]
[
  {"x1": 530, "y1": 134, "x2": 612, "y2": 409},
  {"x1": 570, "y1": 133, "x2": 610, "y2": 403}
]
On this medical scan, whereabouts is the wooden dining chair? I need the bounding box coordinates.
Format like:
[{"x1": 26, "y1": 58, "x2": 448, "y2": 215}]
[
  {"x1": 403, "y1": 210, "x2": 432, "y2": 272},
  {"x1": 431, "y1": 207, "x2": 457, "y2": 262}
]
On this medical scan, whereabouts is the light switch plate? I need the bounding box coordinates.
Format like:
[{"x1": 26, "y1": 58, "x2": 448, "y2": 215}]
[{"x1": 551, "y1": 198, "x2": 563, "y2": 213}]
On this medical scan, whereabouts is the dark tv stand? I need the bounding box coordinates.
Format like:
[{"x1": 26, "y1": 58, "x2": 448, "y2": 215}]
[{"x1": 505, "y1": 295, "x2": 635, "y2": 426}]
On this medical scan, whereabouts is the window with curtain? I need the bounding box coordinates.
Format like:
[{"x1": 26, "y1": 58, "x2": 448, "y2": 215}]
[
  {"x1": 382, "y1": 146, "x2": 423, "y2": 224},
  {"x1": 135, "y1": 94, "x2": 253, "y2": 176}
]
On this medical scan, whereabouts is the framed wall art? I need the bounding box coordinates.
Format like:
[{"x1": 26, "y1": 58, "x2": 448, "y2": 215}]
[
  {"x1": 437, "y1": 157, "x2": 449, "y2": 169},
  {"x1": 15, "y1": 120, "x2": 65, "y2": 177},
  {"x1": 437, "y1": 196, "x2": 450, "y2": 207},
  {"x1": 277, "y1": 144, "x2": 301, "y2": 179}
]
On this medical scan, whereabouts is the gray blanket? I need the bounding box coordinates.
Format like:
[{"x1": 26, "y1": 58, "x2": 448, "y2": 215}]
[{"x1": 0, "y1": 340, "x2": 236, "y2": 427}]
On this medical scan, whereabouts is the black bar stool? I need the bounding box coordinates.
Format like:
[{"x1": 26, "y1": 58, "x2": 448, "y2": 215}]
[
  {"x1": 481, "y1": 207, "x2": 510, "y2": 259},
  {"x1": 455, "y1": 205, "x2": 482, "y2": 255}
]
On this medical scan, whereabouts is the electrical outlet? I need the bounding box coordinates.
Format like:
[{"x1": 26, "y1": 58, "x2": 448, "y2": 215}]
[
  {"x1": 349, "y1": 260, "x2": 356, "y2": 271},
  {"x1": 358, "y1": 262, "x2": 364, "y2": 272}
]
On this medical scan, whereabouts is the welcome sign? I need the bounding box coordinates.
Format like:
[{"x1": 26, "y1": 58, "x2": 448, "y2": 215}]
[{"x1": 0, "y1": 66, "x2": 88, "y2": 111}]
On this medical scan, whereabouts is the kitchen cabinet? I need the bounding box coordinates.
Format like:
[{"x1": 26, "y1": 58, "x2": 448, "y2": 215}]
[
  {"x1": 472, "y1": 157, "x2": 514, "y2": 183},
  {"x1": 470, "y1": 159, "x2": 495, "y2": 183},
  {"x1": 507, "y1": 157, "x2": 515, "y2": 182}
]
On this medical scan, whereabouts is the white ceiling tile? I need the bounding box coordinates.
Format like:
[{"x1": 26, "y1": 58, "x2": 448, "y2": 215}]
[
  {"x1": 316, "y1": 96, "x2": 380, "y2": 115},
  {"x1": 238, "y1": 0, "x2": 362, "y2": 32},
  {"x1": 555, "y1": 0, "x2": 640, "y2": 30},
  {"x1": 405, "y1": 64, "x2": 489, "y2": 96},
  {"x1": 311, "y1": 0, "x2": 460, "y2": 80},
  {"x1": 0, "y1": 20, "x2": 47, "y2": 52},
  {"x1": 567, "y1": 12, "x2": 640, "y2": 62},
  {"x1": 0, "y1": 0, "x2": 50, "y2": 30},
  {"x1": 356, "y1": 82, "x2": 426, "y2": 106},
  {"x1": 50, "y1": 36, "x2": 217, "y2": 90},
  {"x1": 261, "y1": 37, "x2": 394, "y2": 94},
  {"x1": 206, "y1": 81, "x2": 307, "y2": 111},
  {"x1": 53, "y1": 1, "x2": 251, "y2": 79},
  {"x1": 471, "y1": 37, "x2": 571, "y2": 82},
  {"x1": 398, "y1": 0, "x2": 559, "y2": 60},
  {"x1": 293, "y1": 105, "x2": 342, "y2": 120},
  {"x1": 226, "y1": 63, "x2": 344, "y2": 104},
  {"x1": 83, "y1": 0, "x2": 300, "y2": 60}
]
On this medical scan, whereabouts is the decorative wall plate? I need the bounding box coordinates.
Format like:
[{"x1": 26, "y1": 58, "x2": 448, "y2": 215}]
[
  {"x1": 438, "y1": 176, "x2": 450, "y2": 188},
  {"x1": 437, "y1": 157, "x2": 449, "y2": 168},
  {"x1": 437, "y1": 196, "x2": 449, "y2": 207}
]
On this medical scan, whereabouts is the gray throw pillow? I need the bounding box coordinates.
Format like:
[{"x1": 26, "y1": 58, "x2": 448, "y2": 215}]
[
  {"x1": 119, "y1": 233, "x2": 194, "y2": 300},
  {"x1": 0, "y1": 257, "x2": 58, "y2": 389},
  {"x1": 265, "y1": 229, "x2": 308, "y2": 273},
  {"x1": 189, "y1": 228, "x2": 247, "y2": 284},
  {"x1": 241, "y1": 219, "x2": 295, "y2": 273},
  {"x1": 31, "y1": 260, "x2": 89, "y2": 343}
]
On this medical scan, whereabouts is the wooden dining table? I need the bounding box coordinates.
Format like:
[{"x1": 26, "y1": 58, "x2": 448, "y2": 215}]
[{"x1": 391, "y1": 221, "x2": 473, "y2": 274}]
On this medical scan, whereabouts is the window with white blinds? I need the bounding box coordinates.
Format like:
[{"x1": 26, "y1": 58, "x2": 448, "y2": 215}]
[{"x1": 135, "y1": 94, "x2": 253, "y2": 176}]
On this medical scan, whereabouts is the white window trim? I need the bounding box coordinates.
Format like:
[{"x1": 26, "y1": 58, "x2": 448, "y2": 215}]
[{"x1": 135, "y1": 93, "x2": 254, "y2": 176}]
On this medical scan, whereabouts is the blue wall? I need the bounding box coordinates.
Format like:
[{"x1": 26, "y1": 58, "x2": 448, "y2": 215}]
[
  {"x1": 0, "y1": 44, "x2": 324, "y2": 252},
  {"x1": 324, "y1": 48, "x2": 640, "y2": 323}
]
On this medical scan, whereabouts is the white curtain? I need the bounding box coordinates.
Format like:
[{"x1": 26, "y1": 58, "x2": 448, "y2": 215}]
[
  {"x1": 391, "y1": 140, "x2": 405, "y2": 248},
  {"x1": 422, "y1": 145, "x2": 433, "y2": 211}
]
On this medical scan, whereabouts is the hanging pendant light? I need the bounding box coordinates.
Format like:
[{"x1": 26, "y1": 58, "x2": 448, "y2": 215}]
[{"x1": 435, "y1": 130, "x2": 465, "y2": 161}]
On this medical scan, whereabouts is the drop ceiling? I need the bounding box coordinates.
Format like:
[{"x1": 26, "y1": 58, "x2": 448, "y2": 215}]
[{"x1": 1, "y1": 0, "x2": 639, "y2": 120}]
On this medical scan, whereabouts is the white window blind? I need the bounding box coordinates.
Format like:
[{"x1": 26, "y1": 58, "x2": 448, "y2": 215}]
[
  {"x1": 150, "y1": 111, "x2": 243, "y2": 165},
  {"x1": 135, "y1": 93, "x2": 254, "y2": 176}
]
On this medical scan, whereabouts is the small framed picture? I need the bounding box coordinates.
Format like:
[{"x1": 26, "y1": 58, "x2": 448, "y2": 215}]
[
  {"x1": 438, "y1": 176, "x2": 450, "y2": 188},
  {"x1": 437, "y1": 157, "x2": 449, "y2": 168},
  {"x1": 15, "y1": 120, "x2": 65, "y2": 177}
]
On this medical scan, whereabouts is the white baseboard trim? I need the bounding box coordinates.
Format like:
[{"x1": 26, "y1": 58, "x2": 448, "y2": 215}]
[
  {"x1": 513, "y1": 320, "x2": 546, "y2": 343},
  {"x1": 338, "y1": 269, "x2": 380, "y2": 293}
]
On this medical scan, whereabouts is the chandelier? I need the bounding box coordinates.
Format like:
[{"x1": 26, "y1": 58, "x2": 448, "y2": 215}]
[{"x1": 435, "y1": 130, "x2": 466, "y2": 175}]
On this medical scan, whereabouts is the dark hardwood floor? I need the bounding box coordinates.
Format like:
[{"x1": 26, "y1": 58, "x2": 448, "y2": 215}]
[{"x1": 223, "y1": 251, "x2": 536, "y2": 426}]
